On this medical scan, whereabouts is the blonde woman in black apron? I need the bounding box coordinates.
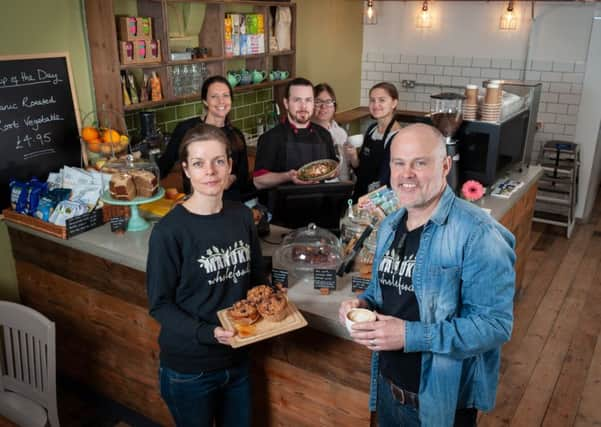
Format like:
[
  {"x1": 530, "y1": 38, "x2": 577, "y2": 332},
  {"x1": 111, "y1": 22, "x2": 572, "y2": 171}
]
[{"x1": 347, "y1": 82, "x2": 401, "y2": 201}]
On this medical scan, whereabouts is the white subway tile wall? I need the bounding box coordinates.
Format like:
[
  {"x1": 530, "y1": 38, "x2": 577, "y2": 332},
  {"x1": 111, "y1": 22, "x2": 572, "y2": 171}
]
[{"x1": 360, "y1": 53, "x2": 586, "y2": 161}]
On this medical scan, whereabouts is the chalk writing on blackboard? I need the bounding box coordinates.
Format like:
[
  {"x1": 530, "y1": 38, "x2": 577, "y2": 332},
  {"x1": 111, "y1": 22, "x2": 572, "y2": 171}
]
[{"x1": 0, "y1": 54, "x2": 81, "y2": 209}]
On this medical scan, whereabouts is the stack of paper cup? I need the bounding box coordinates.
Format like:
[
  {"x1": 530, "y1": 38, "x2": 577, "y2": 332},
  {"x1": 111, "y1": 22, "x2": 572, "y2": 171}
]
[
  {"x1": 489, "y1": 80, "x2": 504, "y2": 103},
  {"x1": 481, "y1": 84, "x2": 501, "y2": 122},
  {"x1": 463, "y1": 84, "x2": 478, "y2": 120}
]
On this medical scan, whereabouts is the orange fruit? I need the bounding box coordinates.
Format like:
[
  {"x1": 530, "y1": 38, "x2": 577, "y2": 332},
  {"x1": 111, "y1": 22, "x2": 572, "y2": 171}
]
[
  {"x1": 82, "y1": 126, "x2": 100, "y2": 142},
  {"x1": 87, "y1": 138, "x2": 102, "y2": 153},
  {"x1": 102, "y1": 129, "x2": 121, "y2": 144},
  {"x1": 100, "y1": 144, "x2": 114, "y2": 155}
]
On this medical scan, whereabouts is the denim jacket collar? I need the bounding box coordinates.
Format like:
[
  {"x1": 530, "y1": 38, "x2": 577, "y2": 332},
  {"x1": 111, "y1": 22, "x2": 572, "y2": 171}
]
[
  {"x1": 387, "y1": 184, "x2": 455, "y2": 233},
  {"x1": 429, "y1": 185, "x2": 455, "y2": 226}
]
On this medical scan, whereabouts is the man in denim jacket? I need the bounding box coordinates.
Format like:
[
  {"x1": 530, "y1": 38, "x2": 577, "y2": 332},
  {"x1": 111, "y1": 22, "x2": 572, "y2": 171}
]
[{"x1": 339, "y1": 124, "x2": 515, "y2": 426}]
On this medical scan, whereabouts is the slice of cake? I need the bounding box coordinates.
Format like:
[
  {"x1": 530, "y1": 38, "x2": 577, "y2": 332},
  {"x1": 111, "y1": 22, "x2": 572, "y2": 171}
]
[
  {"x1": 130, "y1": 169, "x2": 158, "y2": 198},
  {"x1": 109, "y1": 173, "x2": 136, "y2": 201}
]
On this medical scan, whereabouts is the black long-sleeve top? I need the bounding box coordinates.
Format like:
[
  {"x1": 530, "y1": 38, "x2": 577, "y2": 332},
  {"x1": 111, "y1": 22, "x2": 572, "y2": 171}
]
[{"x1": 146, "y1": 201, "x2": 265, "y2": 373}]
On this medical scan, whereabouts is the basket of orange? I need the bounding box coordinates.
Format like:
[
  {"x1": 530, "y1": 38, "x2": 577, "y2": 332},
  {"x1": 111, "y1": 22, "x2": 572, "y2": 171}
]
[{"x1": 80, "y1": 108, "x2": 130, "y2": 169}]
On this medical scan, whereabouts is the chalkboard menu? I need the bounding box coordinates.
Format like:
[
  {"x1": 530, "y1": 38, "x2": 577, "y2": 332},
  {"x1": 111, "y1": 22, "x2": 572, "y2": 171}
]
[{"x1": 0, "y1": 54, "x2": 81, "y2": 209}]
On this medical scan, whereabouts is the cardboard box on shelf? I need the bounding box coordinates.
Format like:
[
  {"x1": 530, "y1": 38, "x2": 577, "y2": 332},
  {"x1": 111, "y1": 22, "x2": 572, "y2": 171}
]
[{"x1": 117, "y1": 16, "x2": 153, "y2": 41}]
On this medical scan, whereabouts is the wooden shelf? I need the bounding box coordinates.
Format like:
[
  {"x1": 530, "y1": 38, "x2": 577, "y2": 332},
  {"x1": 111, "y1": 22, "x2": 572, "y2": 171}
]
[
  {"x1": 224, "y1": 53, "x2": 265, "y2": 61},
  {"x1": 166, "y1": 0, "x2": 295, "y2": 5},
  {"x1": 167, "y1": 56, "x2": 225, "y2": 66},
  {"x1": 233, "y1": 78, "x2": 292, "y2": 93},
  {"x1": 120, "y1": 62, "x2": 163, "y2": 71},
  {"x1": 85, "y1": 0, "x2": 296, "y2": 118},
  {"x1": 123, "y1": 98, "x2": 176, "y2": 111},
  {"x1": 269, "y1": 50, "x2": 295, "y2": 56}
]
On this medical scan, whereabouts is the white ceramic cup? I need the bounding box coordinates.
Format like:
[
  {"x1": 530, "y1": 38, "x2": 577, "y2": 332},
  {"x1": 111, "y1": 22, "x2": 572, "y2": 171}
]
[
  {"x1": 345, "y1": 308, "x2": 377, "y2": 333},
  {"x1": 347, "y1": 134, "x2": 364, "y2": 148}
]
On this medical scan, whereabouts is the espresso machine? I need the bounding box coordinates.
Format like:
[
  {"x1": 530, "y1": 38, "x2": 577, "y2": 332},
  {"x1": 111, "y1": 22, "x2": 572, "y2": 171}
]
[{"x1": 430, "y1": 93, "x2": 465, "y2": 192}]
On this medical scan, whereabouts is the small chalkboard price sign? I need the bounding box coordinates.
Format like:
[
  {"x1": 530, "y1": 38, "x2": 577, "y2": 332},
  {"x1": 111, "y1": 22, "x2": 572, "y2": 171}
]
[
  {"x1": 110, "y1": 216, "x2": 129, "y2": 233},
  {"x1": 271, "y1": 268, "x2": 288, "y2": 288},
  {"x1": 0, "y1": 53, "x2": 82, "y2": 209},
  {"x1": 351, "y1": 276, "x2": 371, "y2": 293},
  {"x1": 313, "y1": 268, "x2": 337, "y2": 291}
]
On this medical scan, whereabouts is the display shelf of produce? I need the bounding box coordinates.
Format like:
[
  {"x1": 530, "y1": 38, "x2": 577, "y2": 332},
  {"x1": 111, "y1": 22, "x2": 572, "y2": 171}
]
[{"x1": 120, "y1": 62, "x2": 163, "y2": 71}]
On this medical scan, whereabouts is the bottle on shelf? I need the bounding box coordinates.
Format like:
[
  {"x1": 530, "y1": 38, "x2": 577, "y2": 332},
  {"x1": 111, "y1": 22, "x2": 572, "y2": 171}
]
[
  {"x1": 256, "y1": 116, "x2": 265, "y2": 136},
  {"x1": 265, "y1": 101, "x2": 280, "y2": 130},
  {"x1": 149, "y1": 72, "x2": 162, "y2": 101}
]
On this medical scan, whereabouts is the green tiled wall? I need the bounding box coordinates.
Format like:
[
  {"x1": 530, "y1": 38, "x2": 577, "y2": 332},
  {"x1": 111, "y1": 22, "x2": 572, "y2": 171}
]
[{"x1": 125, "y1": 87, "x2": 274, "y2": 138}]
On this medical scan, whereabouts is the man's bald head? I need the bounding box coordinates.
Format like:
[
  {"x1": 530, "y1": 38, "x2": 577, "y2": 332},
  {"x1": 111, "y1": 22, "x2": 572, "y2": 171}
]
[{"x1": 391, "y1": 123, "x2": 447, "y2": 160}]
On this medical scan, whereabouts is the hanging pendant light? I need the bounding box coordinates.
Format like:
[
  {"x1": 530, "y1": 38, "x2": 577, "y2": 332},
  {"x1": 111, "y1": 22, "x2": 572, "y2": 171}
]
[
  {"x1": 416, "y1": 0, "x2": 432, "y2": 29},
  {"x1": 364, "y1": 0, "x2": 377, "y2": 25},
  {"x1": 499, "y1": 1, "x2": 518, "y2": 30}
]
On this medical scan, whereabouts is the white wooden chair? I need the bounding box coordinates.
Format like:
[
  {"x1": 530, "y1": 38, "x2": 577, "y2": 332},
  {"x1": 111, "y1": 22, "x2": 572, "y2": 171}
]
[{"x1": 0, "y1": 301, "x2": 59, "y2": 427}]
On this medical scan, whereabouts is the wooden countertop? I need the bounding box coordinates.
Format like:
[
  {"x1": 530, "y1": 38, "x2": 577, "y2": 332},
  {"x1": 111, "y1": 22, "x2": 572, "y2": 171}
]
[{"x1": 335, "y1": 107, "x2": 428, "y2": 125}]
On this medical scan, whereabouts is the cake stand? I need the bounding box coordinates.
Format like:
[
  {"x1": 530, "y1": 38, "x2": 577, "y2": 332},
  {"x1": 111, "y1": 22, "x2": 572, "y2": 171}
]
[{"x1": 101, "y1": 187, "x2": 165, "y2": 232}]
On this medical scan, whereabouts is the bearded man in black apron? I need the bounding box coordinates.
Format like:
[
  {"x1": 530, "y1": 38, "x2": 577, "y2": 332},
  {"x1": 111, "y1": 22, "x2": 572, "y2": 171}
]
[{"x1": 253, "y1": 77, "x2": 338, "y2": 191}]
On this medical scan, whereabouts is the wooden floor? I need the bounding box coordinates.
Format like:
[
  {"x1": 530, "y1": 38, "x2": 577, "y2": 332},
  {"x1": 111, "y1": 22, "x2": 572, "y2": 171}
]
[
  {"x1": 2, "y1": 190, "x2": 601, "y2": 427},
  {"x1": 479, "y1": 188, "x2": 601, "y2": 427}
]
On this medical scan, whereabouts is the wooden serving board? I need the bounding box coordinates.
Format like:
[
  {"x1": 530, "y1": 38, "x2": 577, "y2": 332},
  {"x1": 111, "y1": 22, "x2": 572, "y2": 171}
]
[{"x1": 217, "y1": 301, "x2": 308, "y2": 348}]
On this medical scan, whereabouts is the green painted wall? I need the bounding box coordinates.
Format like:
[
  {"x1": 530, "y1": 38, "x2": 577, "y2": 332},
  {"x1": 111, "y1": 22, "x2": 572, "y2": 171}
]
[
  {"x1": 296, "y1": 0, "x2": 363, "y2": 112},
  {"x1": 0, "y1": 0, "x2": 95, "y2": 301},
  {"x1": 0, "y1": 0, "x2": 95, "y2": 116}
]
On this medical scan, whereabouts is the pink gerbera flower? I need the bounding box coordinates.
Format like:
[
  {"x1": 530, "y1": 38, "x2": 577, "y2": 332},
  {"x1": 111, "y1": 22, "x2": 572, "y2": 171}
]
[{"x1": 461, "y1": 180, "x2": 485, "y2": 202}]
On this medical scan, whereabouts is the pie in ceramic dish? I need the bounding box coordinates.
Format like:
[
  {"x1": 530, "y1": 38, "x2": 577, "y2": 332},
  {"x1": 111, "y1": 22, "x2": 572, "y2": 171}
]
[{"x1": 297, "y1": 159, "x2": 338, "y2": 182}]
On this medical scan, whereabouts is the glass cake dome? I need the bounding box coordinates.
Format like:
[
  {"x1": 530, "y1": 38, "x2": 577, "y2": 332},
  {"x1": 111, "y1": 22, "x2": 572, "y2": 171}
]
[{"x1": 273, "y1": 223, "x2": 342, "y2": 288}]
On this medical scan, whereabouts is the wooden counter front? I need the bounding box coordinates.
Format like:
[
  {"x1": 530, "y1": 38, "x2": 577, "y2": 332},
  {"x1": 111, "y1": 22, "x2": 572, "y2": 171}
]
[
  {"x1": 6, "y1": 166, "x2": 540, "y2": 426},
  {"x1": 8, "y1": 228, "x2": 372, "y2": 427}
]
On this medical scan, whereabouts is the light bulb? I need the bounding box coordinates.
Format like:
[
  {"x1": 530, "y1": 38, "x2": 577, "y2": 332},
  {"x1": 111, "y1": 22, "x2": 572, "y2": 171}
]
[
  {"x1": 500, "y1": 1, "x2": 518, "y2": 30},
  {"x1": 364, "y1": 0, "x2": 377, "y2": 25},
  {"x1": 416, "y1": 0, "x2": 432, "y2": 29}
]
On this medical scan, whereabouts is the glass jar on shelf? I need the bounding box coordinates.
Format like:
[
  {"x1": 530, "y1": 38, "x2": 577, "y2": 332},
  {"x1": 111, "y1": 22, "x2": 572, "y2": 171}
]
[{"x1": 339, "y1": 203, "x2": 373, "y2": 255}]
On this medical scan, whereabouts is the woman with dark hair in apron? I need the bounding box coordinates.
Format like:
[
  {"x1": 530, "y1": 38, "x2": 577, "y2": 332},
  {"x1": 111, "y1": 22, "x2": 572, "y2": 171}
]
[{"x1": 346, "y1": 82, "x2": 402, "y2": 201}]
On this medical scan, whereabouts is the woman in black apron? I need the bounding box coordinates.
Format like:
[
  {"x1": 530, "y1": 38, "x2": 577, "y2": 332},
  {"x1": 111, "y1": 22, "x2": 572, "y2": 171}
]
[
  {"x1": 347, "y1": 82, "x2": 402, "y2": 202},
  {"x1": 157, "y1": 76, "x2": 250, "y2": 201}
]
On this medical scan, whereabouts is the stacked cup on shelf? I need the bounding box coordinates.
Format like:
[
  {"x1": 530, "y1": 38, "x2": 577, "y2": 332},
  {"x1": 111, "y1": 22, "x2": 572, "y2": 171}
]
[
  {"x1": 480, "y1": 81, "x2": 503, "y2": 122},
  {"x1": 463, "y1": 84, "x2": 478, "y2": 120}
]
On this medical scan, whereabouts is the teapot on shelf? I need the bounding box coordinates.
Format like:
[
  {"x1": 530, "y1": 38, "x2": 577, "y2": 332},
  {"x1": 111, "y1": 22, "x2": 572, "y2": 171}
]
[
  {"x1": 226, "y1": 71, "x2": 241, "y2": 87},
  {"x1": 252, "y1": 69, "x2": 266, "y2": 84},
  {"x1": 239, "y1": 69, "x2": 252, "y2": 85}
]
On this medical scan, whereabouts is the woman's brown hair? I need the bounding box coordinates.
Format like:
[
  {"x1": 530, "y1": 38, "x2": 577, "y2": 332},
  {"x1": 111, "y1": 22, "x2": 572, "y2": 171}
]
[
  {"x1": 369, "y1": 82, "x2": 399, "y2": 100},
  {"x1": 314, "y1": 83, "x2": 338, "y2": 111},
  {"x1": 179, "y1": 124, "x2": 232, "y2": 164}
]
